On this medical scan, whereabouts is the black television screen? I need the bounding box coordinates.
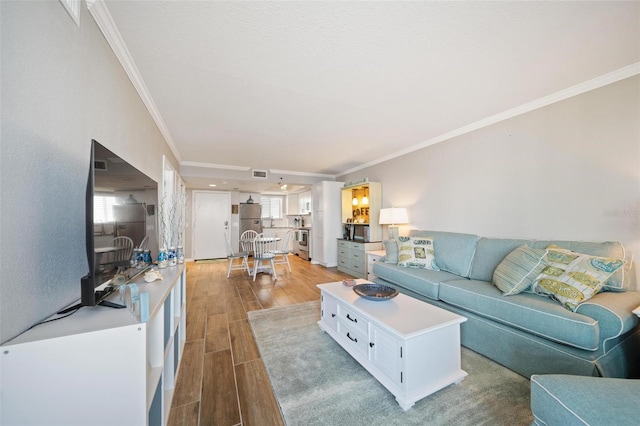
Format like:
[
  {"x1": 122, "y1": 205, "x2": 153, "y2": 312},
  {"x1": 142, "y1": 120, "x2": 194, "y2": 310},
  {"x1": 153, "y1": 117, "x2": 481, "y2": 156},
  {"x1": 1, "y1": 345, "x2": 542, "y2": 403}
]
[{"x1": 62, "y1": 140, "x2": 158, "y2": 313}]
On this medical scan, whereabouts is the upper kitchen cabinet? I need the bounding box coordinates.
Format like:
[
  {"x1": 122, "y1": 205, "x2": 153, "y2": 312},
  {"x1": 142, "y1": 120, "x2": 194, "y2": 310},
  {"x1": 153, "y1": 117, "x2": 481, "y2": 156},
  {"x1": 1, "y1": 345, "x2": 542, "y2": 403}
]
[
  {"x1": 341, "y1": 180, "x2": 382, "y2": 241},
  {"x1": 299, "y1": 191, "x2": 312, "y2": 215},
  {"x1": 286, "y1": 193, "x2": 299, "y2": 215}
]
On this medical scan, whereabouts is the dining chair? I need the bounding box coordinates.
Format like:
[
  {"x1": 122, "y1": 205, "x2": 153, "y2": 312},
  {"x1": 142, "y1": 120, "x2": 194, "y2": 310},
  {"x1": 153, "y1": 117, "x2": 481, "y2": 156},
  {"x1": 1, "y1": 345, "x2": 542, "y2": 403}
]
[
  {"x1": 225, "y1": 231, "x2": 250, "y2": 278},
  {"x1": 111, "y1": 236, "x2": 134, "y2": 264},
  {"x1": 252, "y1": 233, "x2": 278, "y2": 281},
  {"x1": 273, "y1": 229, "x2": 292, "y2": 272},
  {"x1": 240, "y1": 229, "x2": 259, "y2": 242},
  {"x1": 240, "y1": 230, "x2": 259, "y2": 255},
  {"x1": 110, "y1": 236, "x2": 134, "y2": 276},
  {"x1": 138, "y1": 235, "x2": 149, "y2": 250}
]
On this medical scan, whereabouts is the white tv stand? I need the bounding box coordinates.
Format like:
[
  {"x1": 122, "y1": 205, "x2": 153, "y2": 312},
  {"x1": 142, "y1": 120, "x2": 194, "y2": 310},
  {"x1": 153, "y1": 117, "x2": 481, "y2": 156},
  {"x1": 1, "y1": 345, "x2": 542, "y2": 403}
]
[{"x1": 0, "y1": 265, "x2": 187, "y2": 426}]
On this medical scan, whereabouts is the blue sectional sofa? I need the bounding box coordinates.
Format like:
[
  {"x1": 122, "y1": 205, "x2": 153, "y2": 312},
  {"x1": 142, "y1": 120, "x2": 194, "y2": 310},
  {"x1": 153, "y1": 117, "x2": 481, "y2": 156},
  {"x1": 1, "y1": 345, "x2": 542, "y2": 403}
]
[{"x1": 372, "y1": 230, "x2": 640, "y2": 378}]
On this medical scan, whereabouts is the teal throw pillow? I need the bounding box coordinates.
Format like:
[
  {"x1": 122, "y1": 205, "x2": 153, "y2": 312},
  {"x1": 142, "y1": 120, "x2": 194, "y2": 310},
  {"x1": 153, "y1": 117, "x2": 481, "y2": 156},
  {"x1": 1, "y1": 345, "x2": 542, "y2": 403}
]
[{"x1": 493, "y1": 245, "x2": 548, "y2": 295}]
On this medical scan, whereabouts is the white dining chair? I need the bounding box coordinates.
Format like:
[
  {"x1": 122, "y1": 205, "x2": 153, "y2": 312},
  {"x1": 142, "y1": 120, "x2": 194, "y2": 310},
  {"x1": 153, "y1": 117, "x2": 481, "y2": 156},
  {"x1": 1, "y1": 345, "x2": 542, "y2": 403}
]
[
  {"x1": 111, "y1": 236, "x2": 134, "y2": 264},
  {"x1": 240, "y1": 229, "x2": 259, "y2": 242},
  {"x1": 138, "y1": 235, "x2": 149, "y2": 250},
  {"x1": 225, "y1": 231, "x2": 250, "y2": 278},
  {"x1": 240, "y1": 230, "x2": 259, "y2": 255},
  {"x1": 273, "y1": 229, "x2": 292, "y2": 272},
  {"x1": 252, "y1": 233, "x2": 278, "y2": 281}
]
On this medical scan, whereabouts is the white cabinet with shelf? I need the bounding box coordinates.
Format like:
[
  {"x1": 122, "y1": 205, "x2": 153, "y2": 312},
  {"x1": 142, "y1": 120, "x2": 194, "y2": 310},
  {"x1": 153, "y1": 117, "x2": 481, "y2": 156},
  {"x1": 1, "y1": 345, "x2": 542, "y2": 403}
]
[
  {"x1": 341, "y1": 181, "x2": 382, "y2": 242},
  {"x1": 0, "y1": 265, "x2": 187, "y2": 426}
]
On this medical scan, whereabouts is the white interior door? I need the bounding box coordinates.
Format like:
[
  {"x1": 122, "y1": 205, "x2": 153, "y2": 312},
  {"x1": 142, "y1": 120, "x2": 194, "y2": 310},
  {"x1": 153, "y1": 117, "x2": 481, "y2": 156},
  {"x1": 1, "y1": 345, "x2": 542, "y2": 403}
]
[{"x1": 192, "y1": 191, "x2": 230, "y2": 260}]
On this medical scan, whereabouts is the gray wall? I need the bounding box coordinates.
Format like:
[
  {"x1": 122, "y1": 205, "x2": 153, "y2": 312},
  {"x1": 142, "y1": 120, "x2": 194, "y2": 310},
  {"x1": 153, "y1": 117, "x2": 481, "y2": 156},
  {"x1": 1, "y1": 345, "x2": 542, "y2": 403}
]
[
  {"x1": 0, "y1": 1, "x2": 179, "y2": 343},
  {"x1": 342, "y1": 75, "x2": 640, "y2": 289}
]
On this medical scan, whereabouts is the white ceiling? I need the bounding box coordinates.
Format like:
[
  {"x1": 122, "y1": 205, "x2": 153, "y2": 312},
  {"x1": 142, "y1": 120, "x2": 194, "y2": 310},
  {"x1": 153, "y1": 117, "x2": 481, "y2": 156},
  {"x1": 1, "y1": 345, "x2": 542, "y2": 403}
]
[{"x1": 100, "y1": 1, "x2": 639, "y2": 192}]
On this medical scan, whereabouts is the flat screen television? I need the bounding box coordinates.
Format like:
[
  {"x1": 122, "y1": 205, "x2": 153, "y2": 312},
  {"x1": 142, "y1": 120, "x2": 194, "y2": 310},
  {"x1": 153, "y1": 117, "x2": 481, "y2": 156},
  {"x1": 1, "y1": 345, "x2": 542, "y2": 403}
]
[{"x1": 59, "y1": 140, "x2": 157, "y2": 314}]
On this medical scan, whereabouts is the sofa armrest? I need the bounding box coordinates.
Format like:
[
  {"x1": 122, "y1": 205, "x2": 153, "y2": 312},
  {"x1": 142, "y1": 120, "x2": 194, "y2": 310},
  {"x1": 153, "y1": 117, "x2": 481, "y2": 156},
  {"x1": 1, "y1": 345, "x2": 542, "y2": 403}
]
[{"x1": 575, "y1": 290, "x2": 640, "y2": 341}]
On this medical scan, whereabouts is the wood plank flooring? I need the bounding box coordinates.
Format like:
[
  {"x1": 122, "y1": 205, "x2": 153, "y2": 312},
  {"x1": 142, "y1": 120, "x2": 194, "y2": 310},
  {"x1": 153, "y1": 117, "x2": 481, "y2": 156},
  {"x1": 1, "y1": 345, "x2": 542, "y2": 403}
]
[{"x1": 167, "y1": 254, "x2": 352, "y2": 426}]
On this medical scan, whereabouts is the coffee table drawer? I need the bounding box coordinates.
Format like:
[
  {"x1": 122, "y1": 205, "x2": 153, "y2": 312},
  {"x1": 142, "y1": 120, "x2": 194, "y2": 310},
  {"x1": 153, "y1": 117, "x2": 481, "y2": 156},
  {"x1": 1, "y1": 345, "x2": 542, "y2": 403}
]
[
  {"x1": 337, "y1": 303, "x2": 368, "y2": 336},
  {"x1": 336, "y1": 320, "x2": 368, "y2": 358}
]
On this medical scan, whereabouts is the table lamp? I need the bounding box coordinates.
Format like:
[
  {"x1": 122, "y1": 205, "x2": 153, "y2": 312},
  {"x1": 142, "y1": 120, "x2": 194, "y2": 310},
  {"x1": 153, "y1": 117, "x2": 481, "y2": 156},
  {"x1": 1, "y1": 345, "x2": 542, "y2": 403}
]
[{"x1": 379, "y1": 208, "x2": 409, "y2": 239}]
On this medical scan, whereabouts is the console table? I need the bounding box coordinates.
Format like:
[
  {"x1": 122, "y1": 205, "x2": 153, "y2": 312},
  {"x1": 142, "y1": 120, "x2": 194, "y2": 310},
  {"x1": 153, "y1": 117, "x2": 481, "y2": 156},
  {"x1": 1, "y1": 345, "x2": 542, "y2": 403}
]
[
  {"x1": 0, "y1": 265, "x2": 186, "y2": 426},
  {"x1": 317, "y1": 280, "x2": 467, "y2": 410}
]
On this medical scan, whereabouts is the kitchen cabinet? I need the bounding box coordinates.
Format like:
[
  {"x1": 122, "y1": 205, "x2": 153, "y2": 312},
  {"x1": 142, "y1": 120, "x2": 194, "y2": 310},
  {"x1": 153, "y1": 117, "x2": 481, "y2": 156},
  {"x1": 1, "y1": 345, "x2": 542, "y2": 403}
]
[
  {"x1": 341, "y1": 181, "x2": 382, "y2": 242},
  {"x1": 286, "y1": 194, "x2": 299, "y2": 215},
  {"x1": 0, "y1": 266, "x2": 187, "y2": 426},
  {"x1": 311, "y1": 181, "x2": 342, "y2": 267},
  {"x1": 299, "y1": 191, "x2": 312, "y2": 214},
  {"x1": 263, "y1": 227, "x2": 293, "y2": 251}
]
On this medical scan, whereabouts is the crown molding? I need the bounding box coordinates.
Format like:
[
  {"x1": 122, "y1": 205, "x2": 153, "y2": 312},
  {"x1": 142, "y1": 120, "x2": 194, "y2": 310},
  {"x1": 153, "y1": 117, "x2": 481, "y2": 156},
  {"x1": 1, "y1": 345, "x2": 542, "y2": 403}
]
[
  {"x1": 268, "y1": 169, "x2": 336, "y2": 179},
  {"x1": 180, "y1": 161, "x2": 251, "y2": 172},
  {"x1": 337, "y1": 63, "x2": 640, "y2": 177},
  {"x1": 86, "y1": 0, "x2": 182, "y2": 163},
  {"x1": 180, "y1": 163, "x2": 336, "y2": 179}
]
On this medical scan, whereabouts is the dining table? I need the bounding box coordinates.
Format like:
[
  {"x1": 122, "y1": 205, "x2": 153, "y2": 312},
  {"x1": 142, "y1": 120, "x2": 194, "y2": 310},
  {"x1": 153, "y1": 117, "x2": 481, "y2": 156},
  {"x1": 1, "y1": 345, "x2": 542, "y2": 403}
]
[
  {"x1": 95, "y1": 246, "x2": 123, "y2": 267},
  {"x1": 241, "y1": 237, "x2": 280, "y2": 277}
]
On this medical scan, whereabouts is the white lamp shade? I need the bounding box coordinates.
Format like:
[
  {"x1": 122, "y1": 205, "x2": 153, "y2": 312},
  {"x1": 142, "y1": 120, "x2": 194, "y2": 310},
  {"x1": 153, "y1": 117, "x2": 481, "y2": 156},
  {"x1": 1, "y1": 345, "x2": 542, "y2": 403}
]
[{"x1": 379, "y1": 208, "x2": 409, "y2": 225}]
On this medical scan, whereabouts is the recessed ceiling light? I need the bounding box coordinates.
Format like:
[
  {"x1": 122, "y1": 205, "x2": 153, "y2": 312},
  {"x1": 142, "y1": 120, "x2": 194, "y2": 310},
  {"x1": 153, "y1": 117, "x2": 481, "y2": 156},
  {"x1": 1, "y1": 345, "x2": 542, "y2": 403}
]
[{"x1": 208, "y1": 184, "x2": 217, "y2": 187}]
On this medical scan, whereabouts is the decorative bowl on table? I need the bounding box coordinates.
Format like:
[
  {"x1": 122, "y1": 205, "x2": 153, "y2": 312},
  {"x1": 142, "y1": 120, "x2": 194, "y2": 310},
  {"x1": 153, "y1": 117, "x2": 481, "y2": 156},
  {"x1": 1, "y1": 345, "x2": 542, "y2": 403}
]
[{"x1": 353, "y1": 283, "x2": 399, "y2": 301}]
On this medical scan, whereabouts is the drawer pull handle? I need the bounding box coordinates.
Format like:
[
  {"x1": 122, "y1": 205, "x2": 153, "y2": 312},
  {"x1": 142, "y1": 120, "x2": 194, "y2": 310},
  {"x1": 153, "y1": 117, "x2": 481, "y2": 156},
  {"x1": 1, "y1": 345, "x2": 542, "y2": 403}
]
[
  {"x1": 369, "y1": 342, "x2": 375, "y2": 348},
  {"x1": 347, "y1": 332, "x2": 357, "y2": 343},
  {"x1": 346, "y1": 314, "x2": 357, "y2": 323},
  {"x1": 331, "y1": 313, "x2": 336, "y2": 318}
]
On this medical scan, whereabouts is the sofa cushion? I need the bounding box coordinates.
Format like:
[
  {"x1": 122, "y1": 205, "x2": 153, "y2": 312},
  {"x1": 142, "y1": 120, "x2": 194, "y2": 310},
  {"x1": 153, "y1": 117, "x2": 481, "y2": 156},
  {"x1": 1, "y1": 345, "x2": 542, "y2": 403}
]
[
  {"x1": 409, "y1": 230, "x2": 478, "y2": 277},
  {"x1": 439, "y1": 279, "x2": 600, "y2": 350},
  {"x1": 469, "y1": 237, "x2": 535, "y2": 281},
  {"x1": 397, "y1": 236, "x2": 439, "y2": 269},
  {"x1": 532, "y1": 245, "x2": 625, "y2": 311},
  {"x1": 372, "y1": 262, "x2": 460, "y2": 300},
  {"x1": 531, "y1": 375, "x2": 640, "y2": 426},
  {"x1": 531, "y1": 240, "x2": 626, "y2": 290},
  {"x1": 493, "y1": 245, "x2": 548, "y2": 295}
]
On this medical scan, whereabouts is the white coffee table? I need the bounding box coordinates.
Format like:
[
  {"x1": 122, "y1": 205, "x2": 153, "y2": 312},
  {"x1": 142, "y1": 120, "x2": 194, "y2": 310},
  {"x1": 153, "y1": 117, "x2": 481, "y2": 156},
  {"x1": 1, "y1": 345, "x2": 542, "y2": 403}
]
[{"x1": 317, "y1": 279, "x2": 467, "y2": 410}]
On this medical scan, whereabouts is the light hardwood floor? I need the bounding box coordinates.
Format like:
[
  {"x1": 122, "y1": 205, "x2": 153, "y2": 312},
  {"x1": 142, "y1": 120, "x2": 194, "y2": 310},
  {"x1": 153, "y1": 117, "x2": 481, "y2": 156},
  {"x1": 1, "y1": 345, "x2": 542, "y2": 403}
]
[{"x1": 167, "y1": 254, "x2": 352, "y2": 426}]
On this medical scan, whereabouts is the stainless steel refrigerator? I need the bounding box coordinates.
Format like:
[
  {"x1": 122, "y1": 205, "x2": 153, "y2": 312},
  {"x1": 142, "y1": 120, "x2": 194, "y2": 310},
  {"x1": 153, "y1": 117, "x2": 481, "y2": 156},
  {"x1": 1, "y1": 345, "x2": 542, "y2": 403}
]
[
  {"x1": 113, "y1": 203, "x2": 147, "y2": 247},
  {"x1": 239, "y1": 203, "x2": 262, "y2": 235}
]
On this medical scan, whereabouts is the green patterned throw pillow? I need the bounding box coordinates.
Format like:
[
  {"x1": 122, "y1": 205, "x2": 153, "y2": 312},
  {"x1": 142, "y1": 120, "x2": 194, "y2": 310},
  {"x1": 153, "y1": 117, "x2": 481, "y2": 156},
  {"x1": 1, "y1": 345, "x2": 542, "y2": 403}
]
[
  {"x1": 532, "y1": 245, "x2": 625, "y2": 311},
  {"x1": 397, "y1": 236, "x2": 439, "y2": 270},
  {"x1": 493, "y1": 245, "x2": 548, "y2": 295}
]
